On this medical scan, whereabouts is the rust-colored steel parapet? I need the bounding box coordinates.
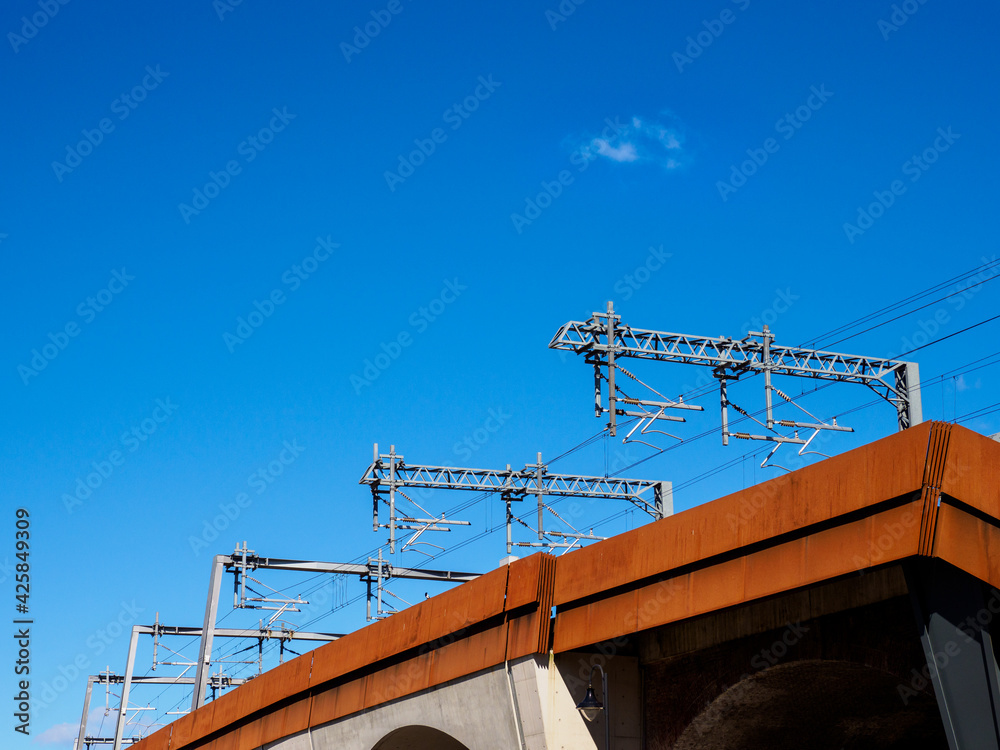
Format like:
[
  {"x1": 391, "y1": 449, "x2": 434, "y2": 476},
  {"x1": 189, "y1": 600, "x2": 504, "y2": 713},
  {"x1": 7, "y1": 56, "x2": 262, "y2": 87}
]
[
  {"x1": 134, "y1": 552, "x2": 556, "y2": 750},
  {"x1": 552, "y1": 423, "x2": 1000, "y2": 653},
  {"x1": 125, "y1": 424, "x2": 1000, "y2": 750}
]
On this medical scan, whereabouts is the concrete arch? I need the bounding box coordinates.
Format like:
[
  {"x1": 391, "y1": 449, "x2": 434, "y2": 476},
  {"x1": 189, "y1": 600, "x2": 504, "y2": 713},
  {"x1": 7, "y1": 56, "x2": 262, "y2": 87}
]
[
  {"x1": 371, "y1": 725, "x2": 471, "y2": 750},
  {"x1": 673, "y1": 659, "x2": 946, "y2": 750}
]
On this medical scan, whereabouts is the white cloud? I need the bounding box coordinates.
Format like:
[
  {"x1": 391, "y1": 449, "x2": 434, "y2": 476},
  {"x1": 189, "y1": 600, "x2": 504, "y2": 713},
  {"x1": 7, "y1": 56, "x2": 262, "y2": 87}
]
[
  {"x1": 35, "y1": 721, "x2": 80, "y2": 746},
  {"x1": 577, "y1": 111, "x2": 689, "y2": 170},
  {"x1": 594, "y1": 139, "x2": 638, "y2": 162}
]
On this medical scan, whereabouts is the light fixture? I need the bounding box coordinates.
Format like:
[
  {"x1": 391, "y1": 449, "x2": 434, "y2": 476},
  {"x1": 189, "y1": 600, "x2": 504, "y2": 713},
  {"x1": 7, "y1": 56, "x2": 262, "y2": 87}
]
[
  {"x1": 576, "y1": 663, "x2": 610, "y2": 748},
  {"x1": 577, "y1": 683, "x2": 603, "y2": 721}
]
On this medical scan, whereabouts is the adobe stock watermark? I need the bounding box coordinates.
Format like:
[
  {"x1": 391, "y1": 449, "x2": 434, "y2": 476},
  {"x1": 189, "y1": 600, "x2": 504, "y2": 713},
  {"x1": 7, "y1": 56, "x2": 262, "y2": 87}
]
[
  {"x1": 8, "y1": 0, "x2": 72, "y2": 53},
  {"x1": 214, "y1": 0, "x2": 247, "y2": 21},
  {"x1": 61, "y1": 398, "x2": 178, "y2": 513},
  {"x1": 51, "y1": 66, "x2": 169, "y2": 182},
  {"x1": 673, "y1": 0, "x2": 751, "y2": 73},
  {"x1": 740, "y1": 622, "x2": 810, "y2": 676},
  {"x1": 384, "y1": 75, "x2": 501, "y2": 192},
  {"x1": 223, "y1": 236, "x2": 338, "y2": 353},
  {"x1": 878, "y1": 0, "x2": 930, "y2": 40},
  {"x1": 178, "y1": 107, "x2": 296, "y2": 223},
  {"x1": 349, "y1": 279, "x2": 467, "y2": 394},
  {"x1": 34, "y1": 600, "x2": 145, "y2": 712},
  {"x1": 717, "y1": 85, "x2": 833, "y2": 201},
  {"x1": 842, "y1": 126, "x2": 960, "y2": 243},
  {"x1": 18, "y1": 268, "x2": 135, "y2": 385},
  {"x1": 884, "y1": 256, "x2": 997, "y2": 359},
  {"x1": 452, "y1": 407, "x2": 512, "y2": 460},
  {"x1": 726, "y1": 473, "x2": 792, "y2": 532},
  {"x1": 545, "y1": 0, "x2": 586, "y2": 31},
  {"x1": 738, "y1": 288, "x2": 799, "y2": 336},
  {"x1": 612, "y1": 245, "x2": 672, "y2": 301},
  {"x1": 189, "y1": 440, "x2": 305, "y2": 554},
  {"x1": 341, "y1": 0, "x2": 407, "y2": 63},
  {"x1": 897, "y1": 588, "x2": 1000, "y2": 705},
  {"x1": 510, "y1": 116, "x2": 627, "y2": 233}
]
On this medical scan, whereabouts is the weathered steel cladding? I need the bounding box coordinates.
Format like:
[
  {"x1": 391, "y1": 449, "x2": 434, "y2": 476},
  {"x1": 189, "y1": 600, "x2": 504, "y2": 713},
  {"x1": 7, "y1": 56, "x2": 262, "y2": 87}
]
[
  {"x1": 138, "y1": 552, "x2": 555, "y2": 749},
  {"x1": 130, "y1": 423, "x2": 1000, "y2": 750}
]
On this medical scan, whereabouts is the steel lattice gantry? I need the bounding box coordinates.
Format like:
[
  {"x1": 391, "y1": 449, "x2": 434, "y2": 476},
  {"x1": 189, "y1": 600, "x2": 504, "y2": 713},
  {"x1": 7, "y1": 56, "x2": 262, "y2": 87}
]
[
  {"x1": 360, "y1": 444, "x2": 671, "y2": 555},
  {"x1": 549, "y1": 302, "x2": 922, "y2": 463},
  {"x1": 190, "y1": 544, "x2": 480, "y2": 712}
]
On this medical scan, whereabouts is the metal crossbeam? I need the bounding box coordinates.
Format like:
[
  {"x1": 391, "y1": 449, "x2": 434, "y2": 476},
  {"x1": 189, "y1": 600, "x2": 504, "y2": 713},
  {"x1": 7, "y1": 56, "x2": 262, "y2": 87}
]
[
  {"x1": 361, "y1": 444, "x2": 670, "y2": 555},
  {"x1": 549, "y1": 302, "x2": 922, "y2": 462},
  {"x1": 360, "y1": 460, "x2": 664, "y2": 501},
  {"x1": 225, "y1": 548, "x2": 479, "y2": 584}
]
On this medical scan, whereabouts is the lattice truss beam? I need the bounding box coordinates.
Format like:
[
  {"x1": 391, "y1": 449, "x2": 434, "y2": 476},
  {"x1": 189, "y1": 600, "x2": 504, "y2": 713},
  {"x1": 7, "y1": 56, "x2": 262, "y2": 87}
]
[
  {"x1": 549, "y1": 302, "x2": 923, "y2": 469},
  {"x1": 360, "y1": 444, "x2": 671, "y2": 555}
]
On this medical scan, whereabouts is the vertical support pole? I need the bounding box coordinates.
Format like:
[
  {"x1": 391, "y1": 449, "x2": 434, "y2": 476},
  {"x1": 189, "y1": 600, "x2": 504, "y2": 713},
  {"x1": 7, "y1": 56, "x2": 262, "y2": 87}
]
[
  {"x1": 366, "y1": 576, "x2": 372, "y2": 622},
  {"x1": 505, "y1": 494, "x2": 513, "y2": 555},
  {"x1": 535, "y1": 452, "x2": 544, "y2": 541},
  {"x1": 900, "y1": 362, "x2": 923, "y2": 429},
  {"x1": 151, "y1": 613, "x2": 159, "y2": 670},
  {"x1": 720, "y1": 374, "x2": 732, "y2": 446},
  {"x1": 654, "y1": 481, "x2": 673, "y2": 520},
  {"x1": 593, "y1": 363, "x2": 603, "y2": 419},
  {"x1": 605, "y1": 302, "x2": 618, "y2": 437},
  {"x1": 239, "y1": 542, "x2": 248, "y2": 609},
  {"x1": 76, "y1": 675, "x2": 97, "y2": 750},
  {"x1": 763, "y1": 327, "x2": 774, "y2": 429},
  {"x1": 372, "y1": 443, "x2": 380, "y2": 532},
  {"x1": 388, "y1": 445, "x2": 397, "y2": 554},
  {"x1": 192, "y1": 555, "x2": 225, "y2": 711},
  {"x1": 376, "y1": 548, "x2": 384, "y2": 618},
  {"x1": 112, "y1": 627, "x2": 140, "y2": 750},
  {"x1": 602, "y1": 667, "x2": 610, "y2": 750}
]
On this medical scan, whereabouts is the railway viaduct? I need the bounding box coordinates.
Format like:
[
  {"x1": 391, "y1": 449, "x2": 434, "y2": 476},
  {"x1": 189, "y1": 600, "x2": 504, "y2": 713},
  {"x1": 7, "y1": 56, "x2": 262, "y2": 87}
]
[{"x1": 131, "y1": 421, "x2": 1000, "y2": 749}]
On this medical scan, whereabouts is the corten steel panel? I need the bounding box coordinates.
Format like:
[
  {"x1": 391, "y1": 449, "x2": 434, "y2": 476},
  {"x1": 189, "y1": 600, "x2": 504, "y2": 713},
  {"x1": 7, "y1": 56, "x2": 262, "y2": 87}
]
[
  {"x1": 554, "y1": 504, "x2": 930, "y2": 652},
  {"x1": 308, "y1": 627, "x2": 372, "y2": 687},
  {"x1": 136, "y1": 726, "x2": 170, "y2": 750},
  {"x1": 934, "y1": 503, "x2": 1000, "y2": 590},
  {"x1": 283, "y1": 695, "x2": 312, "y2": 736},
  {"x1": 555, "y1": 588, "x2": 639, "y2": 652},
  {"x1": 942, "y1": 426, "x2": 1000, "y2": 516},
  {"x1": 427, "y1": 627, "x2": 508, "y2": 687},
  {"x1": 805, "y1": 502, "x2": 921, "y2": 579},
  {"x1": 168, "y1": 709, "x2": 200, "y2": 749},
  {"x1": 553, "y1": 424, "x2": 933, "y2": 608},
  {"x1": 918, "y1": 423, "x2": 952, "y2": 555},
  {"x1": 365, "y1": 652, "x2": 433, "y2": 707},
  {"x1": 506, "y1": 610, "x2": 546, "y2": 658},
  {"x1": 371, "y1": 603, "x2": 424, "y2": 662},
  {"x1": 191, "y1": 698, "x2": 219, "y2": 742},
  {"x1": 308, "y1": 682, "x2": 338, "y2": 728},
  {"x1": 234, "y1": 672, "x2": 270, "y2": 722},
  {"x1": 235, "y1": 717, "x2": 263, "y2": 750},
  {"x1": 863, "y1": 421, "x2": 932, "y2": 507},
  {"x1": 684, "y1": 557, "x2": 748, "y2": 619},
  {"x1": 208, "y1": 684, "x2": 242, "y2": 731},
  {"x1": 260, "y1": 706, "x2": 287, "y2": 746},
  {"x1": 310, "y1": 674, "x2": 368, "y2": 727},
  {"x1": 505, "y1": 553, "x2": 544, "y2": 610},
  {"x1": 214, "y1": 732, "x2": 238, "y2": 750}
]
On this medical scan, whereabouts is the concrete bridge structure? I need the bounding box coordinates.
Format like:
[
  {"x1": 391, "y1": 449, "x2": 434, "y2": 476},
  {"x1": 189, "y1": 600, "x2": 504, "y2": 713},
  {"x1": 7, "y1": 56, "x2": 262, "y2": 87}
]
[{"x1": 131, "y1": 422, "x2": 1000, "y2": 749}]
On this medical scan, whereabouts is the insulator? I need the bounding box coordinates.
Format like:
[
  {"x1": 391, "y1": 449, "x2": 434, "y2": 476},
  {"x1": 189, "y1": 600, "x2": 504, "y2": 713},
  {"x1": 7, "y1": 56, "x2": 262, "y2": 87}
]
[
  {"x1": 734, "y1": 432, "x2": 752, "y2": 440},
  {"x1": 775, "y1": 387, "x2": 794, "y2": 403}
]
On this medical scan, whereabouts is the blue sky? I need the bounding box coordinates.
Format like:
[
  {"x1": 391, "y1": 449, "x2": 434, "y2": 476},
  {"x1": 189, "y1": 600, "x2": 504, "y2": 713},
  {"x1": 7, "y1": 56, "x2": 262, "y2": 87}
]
[{"x1": 2, "y1": 0, "x2": 999, "y2": 746}]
